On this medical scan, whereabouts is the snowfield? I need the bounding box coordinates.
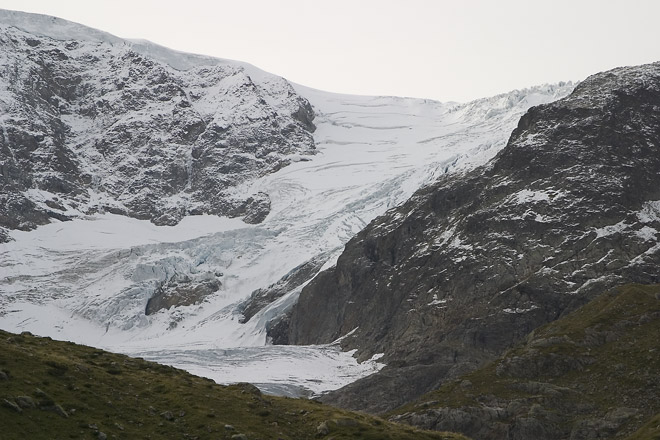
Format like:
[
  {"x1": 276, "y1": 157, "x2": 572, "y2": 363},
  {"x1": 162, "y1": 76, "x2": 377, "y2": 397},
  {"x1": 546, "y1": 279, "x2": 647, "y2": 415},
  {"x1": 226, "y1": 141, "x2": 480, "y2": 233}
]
[{"x1": 0, "y1": 10, "x2": 574, "y2": 396}]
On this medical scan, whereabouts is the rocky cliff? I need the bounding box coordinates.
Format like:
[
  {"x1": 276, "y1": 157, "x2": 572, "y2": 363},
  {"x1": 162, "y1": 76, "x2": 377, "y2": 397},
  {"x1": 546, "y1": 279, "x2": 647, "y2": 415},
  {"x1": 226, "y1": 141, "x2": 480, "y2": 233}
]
[
  {"x1": 0, "y1": 11, "x2": 315, "y2": 241},
  {"x1": 285, "y1": 62, "x2": 660, "y2": 413}
]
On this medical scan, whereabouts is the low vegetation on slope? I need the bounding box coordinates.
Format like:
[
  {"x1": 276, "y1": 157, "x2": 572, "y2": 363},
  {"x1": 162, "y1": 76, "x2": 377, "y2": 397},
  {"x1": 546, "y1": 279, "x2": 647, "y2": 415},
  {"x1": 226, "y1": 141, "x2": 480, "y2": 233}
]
[
  {"x1": 0, "y1": 330, "x2": 466, "y2": 440},
  {"x1": 389, "y1": 284, "x2": 660, "y2": 440}
]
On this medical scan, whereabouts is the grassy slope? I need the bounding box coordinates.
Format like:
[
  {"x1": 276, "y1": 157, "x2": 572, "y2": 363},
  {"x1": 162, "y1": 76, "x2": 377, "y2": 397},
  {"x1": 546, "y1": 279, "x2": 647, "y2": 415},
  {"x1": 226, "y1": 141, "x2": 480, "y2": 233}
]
[
  {"x1": 388, "y1": 284, "x2": 660, "y2": 439},
  {"x1": 0, "y1": 329, "x2": 467, "y2": 440},
  {"x1": 625, "y1": 412, "x2": 660, "y2": 440}
]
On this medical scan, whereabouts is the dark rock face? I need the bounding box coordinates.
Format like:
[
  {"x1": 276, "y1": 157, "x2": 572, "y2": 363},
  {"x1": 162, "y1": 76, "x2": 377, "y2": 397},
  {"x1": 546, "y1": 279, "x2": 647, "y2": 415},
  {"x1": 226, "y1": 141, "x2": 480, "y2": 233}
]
[
  {"x1": 0, "y1": 24, "x2": 315, "y2": 240},
  {"x1": 287, "y1": 63, "x2": 660, "y2": 413},
  {"x1": 145, "y1": 275, "x2": 220, "y2": 316}
]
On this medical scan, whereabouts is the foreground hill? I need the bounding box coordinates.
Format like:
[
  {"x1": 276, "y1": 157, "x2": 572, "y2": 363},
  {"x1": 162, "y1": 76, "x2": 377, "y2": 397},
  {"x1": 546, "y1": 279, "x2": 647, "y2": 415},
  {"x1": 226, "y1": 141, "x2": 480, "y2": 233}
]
[
  {"x1": 0, "y1": 329, "x2": 465, "y2": 440},
  {"x1": 389, "y1": 283, "x2": 660, "y2": 440}
]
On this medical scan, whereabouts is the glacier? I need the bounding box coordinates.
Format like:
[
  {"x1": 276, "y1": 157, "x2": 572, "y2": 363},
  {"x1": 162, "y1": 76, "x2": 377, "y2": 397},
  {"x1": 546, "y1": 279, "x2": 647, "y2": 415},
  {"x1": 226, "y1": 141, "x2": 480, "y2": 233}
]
[{"x1": 0, "y1": 9, "x2": 575, "y2": 396}]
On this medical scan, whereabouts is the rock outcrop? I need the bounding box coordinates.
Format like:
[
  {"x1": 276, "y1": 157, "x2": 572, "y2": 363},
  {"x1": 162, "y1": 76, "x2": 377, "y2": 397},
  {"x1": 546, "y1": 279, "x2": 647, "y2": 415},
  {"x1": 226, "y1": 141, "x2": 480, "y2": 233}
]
[{"x1": 285, "y1": 62, "x2": 660, "y2": 413}]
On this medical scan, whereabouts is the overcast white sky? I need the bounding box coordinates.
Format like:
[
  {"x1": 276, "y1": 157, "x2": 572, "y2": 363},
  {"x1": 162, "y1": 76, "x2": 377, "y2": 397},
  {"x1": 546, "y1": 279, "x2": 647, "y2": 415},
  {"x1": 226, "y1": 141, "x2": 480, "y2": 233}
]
[{"x1": 2, "y1": 0, "x2": 660, "y2": 102}]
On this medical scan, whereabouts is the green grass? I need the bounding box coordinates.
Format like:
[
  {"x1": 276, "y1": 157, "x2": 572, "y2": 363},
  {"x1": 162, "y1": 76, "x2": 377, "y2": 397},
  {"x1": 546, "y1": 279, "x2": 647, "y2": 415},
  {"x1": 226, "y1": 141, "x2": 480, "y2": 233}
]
[
  {"x1": 0, "y1": 329, "x2": 468, "y2": 440},
  {"x1": 388, "y1": 283, "x2": 660, "y2": 438},
  {"x1": 625, "y1": 412, "x2": 660, "y2": 440}
]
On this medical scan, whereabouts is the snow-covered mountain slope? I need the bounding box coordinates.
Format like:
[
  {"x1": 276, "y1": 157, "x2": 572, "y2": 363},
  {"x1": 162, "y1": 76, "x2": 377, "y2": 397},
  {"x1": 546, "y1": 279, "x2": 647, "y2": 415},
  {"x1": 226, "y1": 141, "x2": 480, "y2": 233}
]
[
  {"x1": 0, "y1": 9, "x2": 574, "y2": 395},
  {"x1": 0, "y1": 9, "x2": 315, "y2": 236}
]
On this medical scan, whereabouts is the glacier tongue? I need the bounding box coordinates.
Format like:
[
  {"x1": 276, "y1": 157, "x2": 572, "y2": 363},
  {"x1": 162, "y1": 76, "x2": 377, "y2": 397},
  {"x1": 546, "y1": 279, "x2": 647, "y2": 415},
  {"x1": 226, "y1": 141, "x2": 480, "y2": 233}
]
[{"x1": 0, "y1": 66, "x2": 574, "y2": 395}]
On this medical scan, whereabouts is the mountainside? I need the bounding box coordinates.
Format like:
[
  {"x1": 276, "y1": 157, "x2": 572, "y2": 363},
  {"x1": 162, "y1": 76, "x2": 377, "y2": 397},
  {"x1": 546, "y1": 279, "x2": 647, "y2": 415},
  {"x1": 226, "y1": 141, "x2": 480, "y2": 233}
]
[
  {"x1": 0, "y1": 329, "x2": 466, "y2": 440},
  {"x1": 0, "y1": 9, "x2": 316, "y2": 241},
  {"x1": 389, "y1": 283, "x2": 660, "y2": 440},
  {"x1": 286, "y1": 62, "x2": 660, "y2": 412},
  {"x1": 2, "y1": 10, "x2": 659, "y2": 437},
  {"x1": 0, "y1": 10, "x2": 574, "y2": 396}
]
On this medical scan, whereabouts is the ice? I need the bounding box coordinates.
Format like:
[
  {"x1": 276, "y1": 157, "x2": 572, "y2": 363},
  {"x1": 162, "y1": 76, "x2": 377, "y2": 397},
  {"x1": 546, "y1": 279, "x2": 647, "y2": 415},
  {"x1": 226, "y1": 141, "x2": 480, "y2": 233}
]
[
  {"x1": 124, "y1": 345, "x2": 384, "y2": 397},
  {"x1": 5, "y1": 213, "x2": 247, "y2": 252}
]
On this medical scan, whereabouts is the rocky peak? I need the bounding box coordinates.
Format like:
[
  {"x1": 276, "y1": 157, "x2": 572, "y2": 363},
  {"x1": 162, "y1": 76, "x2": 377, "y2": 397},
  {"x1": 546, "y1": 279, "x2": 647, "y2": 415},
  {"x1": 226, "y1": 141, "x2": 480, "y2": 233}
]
[{"x1": 285, "y1": 62, "x2": 660, "y2": 413}]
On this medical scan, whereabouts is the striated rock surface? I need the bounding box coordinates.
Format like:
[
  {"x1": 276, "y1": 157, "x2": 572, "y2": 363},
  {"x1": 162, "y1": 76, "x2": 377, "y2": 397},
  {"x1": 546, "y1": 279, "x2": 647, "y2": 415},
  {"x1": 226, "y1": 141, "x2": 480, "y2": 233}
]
[
  {"x1": 0, "y1": 10, "x2": 315, "y2": 240},
  {"x1": 286, "y1": 62, "x2": 660, "y2": 412}
]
